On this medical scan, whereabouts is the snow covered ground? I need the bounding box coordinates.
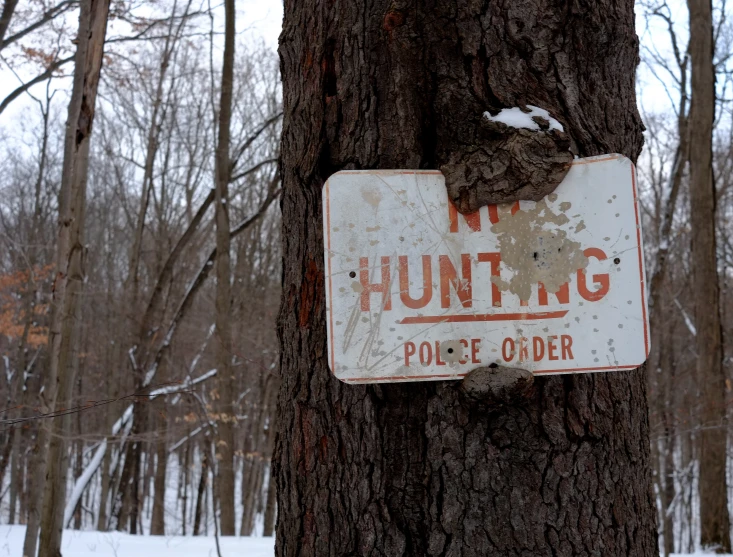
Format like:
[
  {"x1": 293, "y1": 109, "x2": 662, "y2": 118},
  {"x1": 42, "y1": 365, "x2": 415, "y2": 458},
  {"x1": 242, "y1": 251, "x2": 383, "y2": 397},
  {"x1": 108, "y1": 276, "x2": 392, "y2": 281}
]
[
  {"x1": 0, "y1": 525, "x2": 730, "y2": 556},
  {"x1": 0, "y1": 526, "x2": 274, "y2": 557}
]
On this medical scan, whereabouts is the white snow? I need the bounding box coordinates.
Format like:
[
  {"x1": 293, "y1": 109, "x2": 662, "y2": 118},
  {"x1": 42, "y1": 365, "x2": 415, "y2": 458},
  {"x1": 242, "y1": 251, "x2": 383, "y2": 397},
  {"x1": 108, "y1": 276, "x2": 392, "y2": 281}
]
[
  {"x1": 0, "y1": 526, "x2": 275, "y2": 557},
  {"x1": 483, "y1": 105, "x2": 564, "y2": 132},
  {"x1": 112, "y1": 405, "x2": 134, "y2": 435},
  {"x1": 0, "y1": 525, "x2": 727, "y2": 557},
  {"x1": 63, "y1": 440, "x2": 108, "y2": 527},
  {"x1": 2, "y1": 355, "x2": 11, "y2": 382},
  {"x1": 148, "y1": 368, "x2": 217, "y2": 399},
  {"x1": 674, "y1": 298, "x2": 697, "y2": 336}
]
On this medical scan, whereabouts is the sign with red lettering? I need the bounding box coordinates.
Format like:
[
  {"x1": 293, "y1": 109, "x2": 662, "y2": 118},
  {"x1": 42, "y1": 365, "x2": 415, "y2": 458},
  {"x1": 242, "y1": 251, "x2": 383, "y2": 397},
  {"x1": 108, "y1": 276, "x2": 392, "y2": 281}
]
[{"x1": 322, "y1": 154, "x2": 649, "y2": 383}]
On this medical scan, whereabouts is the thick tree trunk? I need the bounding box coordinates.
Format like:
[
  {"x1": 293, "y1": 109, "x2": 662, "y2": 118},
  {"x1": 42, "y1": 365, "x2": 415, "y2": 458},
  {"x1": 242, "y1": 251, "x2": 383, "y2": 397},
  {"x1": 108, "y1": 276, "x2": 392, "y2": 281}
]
[
  {"x1": 37, "y1": 0, "x2": 110, "y2": 554},
  {"x1": 687, "y1": 0, "x2": 731, "y2": 552},
  {"x1": 275, "y1": 1, "x2": 657, "y2": 556}
]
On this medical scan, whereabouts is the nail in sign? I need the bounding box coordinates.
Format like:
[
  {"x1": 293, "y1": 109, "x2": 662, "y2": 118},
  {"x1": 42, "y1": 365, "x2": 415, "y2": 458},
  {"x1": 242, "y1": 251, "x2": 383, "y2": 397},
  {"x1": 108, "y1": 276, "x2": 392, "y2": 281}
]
[{"x1": 323, "y1": 154, "x2": 650, "y2": 384}]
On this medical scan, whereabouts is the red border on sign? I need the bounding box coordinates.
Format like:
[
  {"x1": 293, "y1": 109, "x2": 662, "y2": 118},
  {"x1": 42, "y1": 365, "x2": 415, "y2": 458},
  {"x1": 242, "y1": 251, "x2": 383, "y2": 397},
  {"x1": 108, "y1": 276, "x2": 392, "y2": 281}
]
[
  {"x1": 630, "y1": 162, "x2": 651, "y2": 358},
  {"x1": 324, "y1": 154, "x2": 651, "y2": 382},
  {"x1": 325, "y1": 179, "x2": 336, "y2": 375}
]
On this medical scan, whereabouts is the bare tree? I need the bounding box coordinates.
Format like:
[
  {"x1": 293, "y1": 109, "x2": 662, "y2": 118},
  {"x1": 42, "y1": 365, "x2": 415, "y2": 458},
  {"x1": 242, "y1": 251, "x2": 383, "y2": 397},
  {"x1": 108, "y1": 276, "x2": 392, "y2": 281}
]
[
  {"x1": 687, "y1": 0, "x2": 731, "y2": 552},
  {"x1": 34, "y1": 0, "x2": 110, "y2": 555},
  {"x1": 211, "y1": 0, "x2": 236, "y2": 536}
]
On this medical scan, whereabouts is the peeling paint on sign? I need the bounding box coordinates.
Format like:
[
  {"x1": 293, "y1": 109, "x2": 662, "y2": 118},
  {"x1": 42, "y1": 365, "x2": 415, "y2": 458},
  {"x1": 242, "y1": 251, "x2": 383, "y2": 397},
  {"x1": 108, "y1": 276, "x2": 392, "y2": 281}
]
[{"x1": 323, "y1": 154, "x2": 650, "y2": 384}]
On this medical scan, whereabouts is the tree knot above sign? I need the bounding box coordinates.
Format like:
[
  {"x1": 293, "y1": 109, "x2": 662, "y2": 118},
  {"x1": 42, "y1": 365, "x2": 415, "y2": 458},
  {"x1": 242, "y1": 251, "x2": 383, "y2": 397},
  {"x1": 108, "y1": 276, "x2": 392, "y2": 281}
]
[
  {"x1": 440, "y1": 105, "x2": 573, "y2": 213},
  {"x1": 323, "y1": 154, "x2": 649, "y2": 384}
]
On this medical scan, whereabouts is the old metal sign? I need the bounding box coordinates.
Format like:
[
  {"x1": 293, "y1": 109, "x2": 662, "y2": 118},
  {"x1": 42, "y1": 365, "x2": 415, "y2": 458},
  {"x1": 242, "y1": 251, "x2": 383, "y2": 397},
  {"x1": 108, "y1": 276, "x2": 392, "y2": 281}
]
[{"x1": 323, "y1": 154, "x2": 649, "y2": 384}]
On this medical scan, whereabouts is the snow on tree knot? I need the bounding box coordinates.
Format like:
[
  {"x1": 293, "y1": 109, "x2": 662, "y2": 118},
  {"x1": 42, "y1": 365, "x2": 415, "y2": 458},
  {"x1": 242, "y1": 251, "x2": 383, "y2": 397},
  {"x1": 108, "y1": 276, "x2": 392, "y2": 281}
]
[
  {"x1": 440, "y1": 104, "x2": 572, "y2": 214},
  {"x1": 484, "y1": 105, "x2": 564, "y2": 132}
]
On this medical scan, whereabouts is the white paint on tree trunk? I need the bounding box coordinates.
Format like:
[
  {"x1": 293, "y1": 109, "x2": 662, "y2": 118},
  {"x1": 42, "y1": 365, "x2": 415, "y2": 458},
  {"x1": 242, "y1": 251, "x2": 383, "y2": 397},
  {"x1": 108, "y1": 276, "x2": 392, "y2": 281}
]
[{"x1": 322, "y1": 154, "x2": 650, "y2": 383}]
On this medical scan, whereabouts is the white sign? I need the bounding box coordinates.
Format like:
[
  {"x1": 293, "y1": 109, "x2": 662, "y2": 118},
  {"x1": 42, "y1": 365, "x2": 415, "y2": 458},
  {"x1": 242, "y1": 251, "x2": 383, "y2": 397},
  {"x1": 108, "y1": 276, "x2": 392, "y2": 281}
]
[{"x1": 323, "y1": 154, "x2": 649, "y2": 384}]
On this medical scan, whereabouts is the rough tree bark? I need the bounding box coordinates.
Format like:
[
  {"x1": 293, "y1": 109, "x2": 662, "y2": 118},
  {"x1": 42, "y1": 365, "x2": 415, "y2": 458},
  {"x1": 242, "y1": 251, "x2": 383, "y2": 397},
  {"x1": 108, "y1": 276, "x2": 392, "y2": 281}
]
[
  {"x1": 686, "y1": 0, "x2": 731, "y2": 551},
  {"x1": 212, "y1": 0, "x2": 236, "y2": 536},
  {"x1": 36, "y1": 0, "x2": 110, "y2": 554},
  {"x1": 275, "y1": 1, "x2": 658, "y2": 556}
]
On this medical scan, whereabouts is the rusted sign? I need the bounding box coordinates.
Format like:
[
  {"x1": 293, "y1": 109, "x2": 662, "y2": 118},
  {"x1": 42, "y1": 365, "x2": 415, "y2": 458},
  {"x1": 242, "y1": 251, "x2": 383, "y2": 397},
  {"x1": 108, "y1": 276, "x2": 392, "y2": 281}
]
[{"x1": 323, "y1": 154, "x2": 649, "y2": 384}]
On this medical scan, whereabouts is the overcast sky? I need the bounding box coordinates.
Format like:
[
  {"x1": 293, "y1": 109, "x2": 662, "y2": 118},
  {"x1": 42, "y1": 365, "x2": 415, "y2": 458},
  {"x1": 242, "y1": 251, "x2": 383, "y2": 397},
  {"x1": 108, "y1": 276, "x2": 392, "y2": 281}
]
[{"x1": 240, "y1": 0, "x2": 282, "y2": 48}]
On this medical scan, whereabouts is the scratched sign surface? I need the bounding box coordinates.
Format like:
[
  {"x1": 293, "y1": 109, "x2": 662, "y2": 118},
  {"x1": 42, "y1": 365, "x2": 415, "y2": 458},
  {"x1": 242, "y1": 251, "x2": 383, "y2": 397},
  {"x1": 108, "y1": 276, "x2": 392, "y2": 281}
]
[{"x1": 323, "y1": 154, "x2": 649, "y2": 384}]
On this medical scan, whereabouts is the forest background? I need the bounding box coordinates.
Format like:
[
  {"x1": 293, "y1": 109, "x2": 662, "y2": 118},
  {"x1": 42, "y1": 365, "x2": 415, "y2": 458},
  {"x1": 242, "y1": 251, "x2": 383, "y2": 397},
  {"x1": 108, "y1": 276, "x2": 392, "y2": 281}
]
[{"x1": 0, "y1": 0, "x2": 729, "y2": 555}]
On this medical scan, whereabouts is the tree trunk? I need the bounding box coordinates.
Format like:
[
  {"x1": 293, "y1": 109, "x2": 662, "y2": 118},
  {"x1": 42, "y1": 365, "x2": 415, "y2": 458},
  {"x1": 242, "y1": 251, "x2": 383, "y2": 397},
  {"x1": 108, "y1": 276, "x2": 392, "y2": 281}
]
[
  {"x1": 193, "y1": 439, "x2": 209, "y2": 536},
  {"x1": 96, "y1": 423, "x2": 113, "y2": 531},
  {"x1": 141, "y1": 438, "x2": 155, "y2": 533},
  {"x1": 72, "y1": 366, "x2": 84, "y2": 530},
  {"x1": 72, "y1": 439, "x2": 83, "y2": 529},
  {"x1": 181, "y1": 437, "x2": 190, "y2": 535},
  {"x1": 150, "y1": 408, "x2": 168, "y2": 535},
  {"x1": 241, "y1": 456, "x2": 264, "y2": 536},
  {"x1": 128, "y1": 434, "x2": 143, "y2": 534},
  {"x1": 660, "y1": 326, "x2": 678, "y2": 557},
  {"x1": 22, "y1": 426, "x2": 44, "y2": 557},
  {"x1": 263, "y1": 461, "x2": 276, "y2": 537},
  {"x1": 241, "y1": 376, "x2": 275, "y2": 536},
  {"x1": 37, "y1": 0, "x2": 110, "y2": 555},
  {"x1": 687, "y1": 0, "x2": 731, "y2": 551},
  {"x1": 263, "y1": 375, "x2": 279, "y2": 538},
  {"x1": 212, "y1": 0, "x2": 236, "y2": 536},
  {"x1": 275, "y1": 1, "x2": 657, "y2": 556},
  {"x1": 4, "y1": 428, "x2": 16, "y2": 523}
]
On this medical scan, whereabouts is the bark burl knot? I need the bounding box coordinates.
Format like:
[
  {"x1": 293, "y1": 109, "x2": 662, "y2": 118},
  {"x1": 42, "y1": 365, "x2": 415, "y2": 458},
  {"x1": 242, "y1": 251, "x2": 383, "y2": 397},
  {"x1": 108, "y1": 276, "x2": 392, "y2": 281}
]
[
  {"x1": 460, "y1": 364, "x2": 534, "y2": 406},
  {"x1": 441, "y1": 107, "x2": 573, "y2": 214}
]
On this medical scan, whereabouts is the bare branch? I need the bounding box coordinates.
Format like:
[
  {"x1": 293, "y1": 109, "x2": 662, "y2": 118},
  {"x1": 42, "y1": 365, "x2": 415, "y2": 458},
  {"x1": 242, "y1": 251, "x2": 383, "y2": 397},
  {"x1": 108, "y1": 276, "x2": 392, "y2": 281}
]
[{"x1": 0, "y1": 55, "x2": 74, "y2": 115}]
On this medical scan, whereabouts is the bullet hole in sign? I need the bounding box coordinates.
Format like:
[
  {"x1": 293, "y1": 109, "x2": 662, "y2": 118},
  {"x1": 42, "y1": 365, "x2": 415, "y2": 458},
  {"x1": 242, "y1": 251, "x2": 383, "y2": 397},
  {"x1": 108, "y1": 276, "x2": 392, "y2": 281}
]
[
  {"x1": 613, "y1": 257, "x2": 620, "y2": 264},
  {"x1": 349, "y1": 271, "x2": 356, "y2": 278},
  {"x1": 447, "y1": 348, "x2": 454, "y2": 354}
]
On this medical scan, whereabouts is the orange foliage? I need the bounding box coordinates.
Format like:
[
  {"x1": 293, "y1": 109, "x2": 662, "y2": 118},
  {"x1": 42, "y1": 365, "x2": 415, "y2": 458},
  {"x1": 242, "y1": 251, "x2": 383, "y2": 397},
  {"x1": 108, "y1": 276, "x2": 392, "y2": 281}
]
[
  {"x1": 0, "y1": 265, "x2": 52, "y2": 347},
  {"x1": 20, "y1": 46, "x2": 57, "y2": 68}
]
